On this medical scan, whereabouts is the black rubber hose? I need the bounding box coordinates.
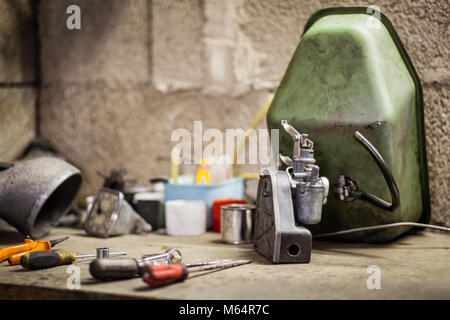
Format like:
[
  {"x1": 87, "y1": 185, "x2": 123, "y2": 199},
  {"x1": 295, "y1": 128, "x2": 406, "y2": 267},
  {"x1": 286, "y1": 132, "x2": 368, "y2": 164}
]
[{"x1": 353, "y1": 131, "x2": 400, "y2": 211}]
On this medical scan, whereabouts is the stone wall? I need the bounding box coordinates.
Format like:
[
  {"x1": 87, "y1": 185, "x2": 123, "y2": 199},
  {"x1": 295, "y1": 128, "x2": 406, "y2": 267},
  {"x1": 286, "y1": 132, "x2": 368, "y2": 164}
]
[
  {"x1": 0, "y1": 0, "x2": 37, "y2": 161},
  {"x1": 34, "y1": 1, "x2": 448, "y2": 225}
]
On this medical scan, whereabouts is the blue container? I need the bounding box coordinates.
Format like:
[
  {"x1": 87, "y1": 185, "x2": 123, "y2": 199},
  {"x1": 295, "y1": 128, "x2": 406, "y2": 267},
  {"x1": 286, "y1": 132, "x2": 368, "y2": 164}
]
[{"x1": 164, "y1": 178, "x2": 245, "y2": 229}]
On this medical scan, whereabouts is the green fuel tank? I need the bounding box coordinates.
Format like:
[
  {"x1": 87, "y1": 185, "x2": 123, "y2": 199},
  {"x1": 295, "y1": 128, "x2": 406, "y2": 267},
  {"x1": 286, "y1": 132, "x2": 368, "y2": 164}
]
[{"x1": 267, "y1": 7, "x2": 430, "y2": 242}]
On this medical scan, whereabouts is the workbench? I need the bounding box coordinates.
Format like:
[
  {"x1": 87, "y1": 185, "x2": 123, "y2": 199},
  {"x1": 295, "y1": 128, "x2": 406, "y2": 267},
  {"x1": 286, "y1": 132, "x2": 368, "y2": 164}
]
[{"x1": 0, "y1": 225, "x2": 449, "y2": 299}]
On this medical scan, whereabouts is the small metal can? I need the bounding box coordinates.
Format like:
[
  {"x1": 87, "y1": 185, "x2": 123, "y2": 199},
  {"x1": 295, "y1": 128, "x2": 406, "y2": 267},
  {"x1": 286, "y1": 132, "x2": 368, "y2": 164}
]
[{"x1": 221, "y1": 204, "x2": 255, "y2": 244}]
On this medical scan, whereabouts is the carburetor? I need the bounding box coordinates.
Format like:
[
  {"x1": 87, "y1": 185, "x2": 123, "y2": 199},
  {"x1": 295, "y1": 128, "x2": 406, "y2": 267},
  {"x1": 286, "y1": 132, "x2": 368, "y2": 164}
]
[
  {"x1": 280, "y1": 120, "x2": 329, "y2": 225},
  {"x1": 254, "y1": 120, "x2": 329, "y2": 263}
]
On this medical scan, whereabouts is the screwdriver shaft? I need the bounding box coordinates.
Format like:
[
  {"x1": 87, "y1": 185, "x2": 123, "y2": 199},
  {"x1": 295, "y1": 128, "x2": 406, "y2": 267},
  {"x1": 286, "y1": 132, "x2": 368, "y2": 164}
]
[
  {"x1": 49, "y1": 236, "x2": 69, "y2": 247},
  {"x1": 188, "y1": 259, "x2": 251, "y2": 272},
  {"x1": 185, "y1": 259, "x2": 232, "y2": 268},
  {"x1": 77, "y1": 251, "x2": 127, "y2": 259}
]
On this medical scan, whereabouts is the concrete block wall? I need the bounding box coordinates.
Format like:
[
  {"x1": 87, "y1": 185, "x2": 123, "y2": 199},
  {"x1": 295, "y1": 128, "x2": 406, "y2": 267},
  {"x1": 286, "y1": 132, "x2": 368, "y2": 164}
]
[
  {"x1": 38, "y1": 0, "x2": 269, "y2": 205},
  {"x1": 152, "y1": 0, "x2": 204, "y2": 92},
  {"x1": 36, "y1": 1, "x2": 448, "y2": 226},
  {"x1": 0, "y1": 0, "x2": 37, "y2": 161}
]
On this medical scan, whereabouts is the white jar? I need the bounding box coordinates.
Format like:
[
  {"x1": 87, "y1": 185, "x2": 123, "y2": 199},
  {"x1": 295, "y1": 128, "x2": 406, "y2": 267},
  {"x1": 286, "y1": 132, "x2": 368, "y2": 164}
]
[{"x1": 165, "y1": 200, "x2": 207, "y2": 236}]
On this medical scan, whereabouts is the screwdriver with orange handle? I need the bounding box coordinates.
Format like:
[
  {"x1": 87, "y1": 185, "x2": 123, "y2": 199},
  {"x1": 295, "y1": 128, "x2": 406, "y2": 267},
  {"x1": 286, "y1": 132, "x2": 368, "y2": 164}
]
[
  {"x1": 0, "y1": 237, "x2": 69, "y2": 264},
  {"x1": 142, "y1": 259, "x2": 251, "y2": 287}
]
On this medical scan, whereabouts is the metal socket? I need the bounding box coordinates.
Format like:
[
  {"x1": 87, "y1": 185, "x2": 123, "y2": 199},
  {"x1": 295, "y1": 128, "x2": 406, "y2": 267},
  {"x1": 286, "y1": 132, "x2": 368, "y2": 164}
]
[{"x1": 96, "y1": 248, "x2": 109, "y2": 258}]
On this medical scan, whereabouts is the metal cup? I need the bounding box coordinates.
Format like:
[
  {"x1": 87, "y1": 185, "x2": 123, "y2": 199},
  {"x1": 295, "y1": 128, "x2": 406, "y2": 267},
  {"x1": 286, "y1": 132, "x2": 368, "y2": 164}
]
[{"x1": 221, "y1": 204, "x2": 255, "y2": 244}]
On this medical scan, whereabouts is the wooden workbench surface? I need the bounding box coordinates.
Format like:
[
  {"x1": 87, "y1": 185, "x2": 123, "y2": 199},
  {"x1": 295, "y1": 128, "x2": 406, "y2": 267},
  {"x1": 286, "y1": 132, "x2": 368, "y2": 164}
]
[{"x1": 0, "y1": 226, "x2": 449, "y2": 299}]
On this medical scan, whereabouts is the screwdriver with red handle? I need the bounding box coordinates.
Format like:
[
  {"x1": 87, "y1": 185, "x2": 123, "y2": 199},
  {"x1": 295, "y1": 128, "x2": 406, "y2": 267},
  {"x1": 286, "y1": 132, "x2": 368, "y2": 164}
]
[{"x1": 142, "y1": 260, "x2": 251, "y2": 287}]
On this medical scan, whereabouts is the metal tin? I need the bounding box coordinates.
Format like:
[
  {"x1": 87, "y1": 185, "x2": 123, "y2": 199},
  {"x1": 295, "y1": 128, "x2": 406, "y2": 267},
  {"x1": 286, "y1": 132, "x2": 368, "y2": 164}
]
[{"x1": 221, "y1": 204, "x2": 255, "y2": 244}]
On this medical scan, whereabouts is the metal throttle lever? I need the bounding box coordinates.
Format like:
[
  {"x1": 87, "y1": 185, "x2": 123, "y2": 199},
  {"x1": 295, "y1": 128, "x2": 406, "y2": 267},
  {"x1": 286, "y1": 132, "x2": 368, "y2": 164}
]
[{"x1": 281, "y1": 120, "x2": 313, "y2": 157}]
